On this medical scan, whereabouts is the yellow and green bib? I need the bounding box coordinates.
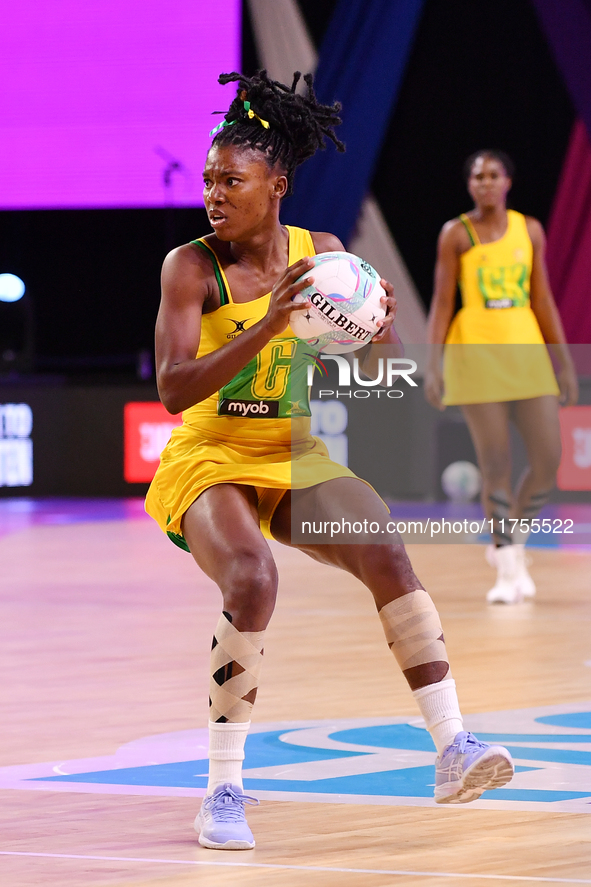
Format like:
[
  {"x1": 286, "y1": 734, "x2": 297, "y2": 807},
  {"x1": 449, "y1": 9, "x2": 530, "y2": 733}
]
[{"x1": 446, "y1": 210, "x2": 544, "y2": 345}]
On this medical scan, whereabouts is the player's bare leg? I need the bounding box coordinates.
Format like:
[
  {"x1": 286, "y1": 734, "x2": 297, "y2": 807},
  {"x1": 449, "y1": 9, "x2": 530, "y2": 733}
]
[
  {"x1": 182, "y1": 484, "x2": 275, "y2": 849},
  {"x1": 508, "y1": 395, "x2": 562, "y2": 597},
  {"x1": 271, "y1": 478, "x2": 514, "y2": 802},
  {"x1": 462, "y1": 402, "x2": 521, "y2": 602}
]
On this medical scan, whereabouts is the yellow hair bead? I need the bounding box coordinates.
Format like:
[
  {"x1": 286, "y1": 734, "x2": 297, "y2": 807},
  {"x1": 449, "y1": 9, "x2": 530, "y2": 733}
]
[{"x1": 247, "y1": 108, "x2": 270, "y2": 129}]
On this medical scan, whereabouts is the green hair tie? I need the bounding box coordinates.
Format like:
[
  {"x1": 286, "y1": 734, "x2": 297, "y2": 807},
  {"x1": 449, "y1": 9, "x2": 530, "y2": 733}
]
[
  {"x1": 209, "y1": 99, "x2": 269, "y2": 139},
  {"x1": 209, "y1": 119, "x2": 237, "y2": 138}
]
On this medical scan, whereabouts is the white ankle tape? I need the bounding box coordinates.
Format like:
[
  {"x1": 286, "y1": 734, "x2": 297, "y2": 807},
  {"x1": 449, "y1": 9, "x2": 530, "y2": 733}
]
[
  {"x1": 209, "y1": 614, "x2": 265, "y2": 724},
  {"x1": 378, "y1": 589, "x2": 449, "y2": 672}
]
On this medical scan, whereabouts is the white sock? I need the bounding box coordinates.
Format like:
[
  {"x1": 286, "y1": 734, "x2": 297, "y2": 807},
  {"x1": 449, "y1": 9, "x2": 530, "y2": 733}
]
[
  {"x1": 412, "y1": 678, "x2": 463, "y2": 756},
  {"x1": 207, "y1": 720, "x2": 250, "y2": 793}
]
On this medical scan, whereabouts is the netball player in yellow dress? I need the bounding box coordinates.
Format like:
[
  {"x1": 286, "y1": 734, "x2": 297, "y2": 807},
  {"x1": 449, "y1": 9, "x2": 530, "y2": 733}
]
[
  {"x1": 426, "y1": 151, "x2": 578, "y2": 604},
  {"x1": 147, "y1": 74, "x2": 514, "y2": 850}
]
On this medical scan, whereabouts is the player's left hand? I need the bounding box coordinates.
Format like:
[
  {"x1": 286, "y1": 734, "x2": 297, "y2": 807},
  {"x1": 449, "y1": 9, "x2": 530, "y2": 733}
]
[
  {"x1": 371, "y1": 279, "x2": 397, "y2": 342},
  {"x1": 557, "y1": 362, "x2": 579, "y2": 406}
]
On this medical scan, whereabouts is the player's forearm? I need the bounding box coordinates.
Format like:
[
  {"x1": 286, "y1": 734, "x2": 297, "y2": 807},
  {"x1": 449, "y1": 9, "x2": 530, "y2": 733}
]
[
  {"x1": 533, "y1": 298, "x2": 572, "y2": 355},
  {"x1": 426, "y1": 300, "x2": 454, "y2": 346},
  {"x1": 358, "y1": 326, "x2": 404, "y2": 380},
  {"x1": 531, "y1": 300, "x2": 576, "y2": 374},
  {"x1": 425, "y1": 304, "x2": 452, "y2": 376},
  {"x1": 157, "y1": 319, "x2": 276, "y2": 414},
  {"x1": 547, "y1": 342, "x2": 576, "y2": 371}
]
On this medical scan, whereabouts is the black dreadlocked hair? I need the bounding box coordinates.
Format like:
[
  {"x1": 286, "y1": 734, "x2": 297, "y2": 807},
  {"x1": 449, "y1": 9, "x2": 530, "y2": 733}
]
[
  {"x1": 210, "y1": 70, "x2": 345, "y2": 196},
  {"x1": 463, "y1": 149, "x2": 516, "y2": 183}
]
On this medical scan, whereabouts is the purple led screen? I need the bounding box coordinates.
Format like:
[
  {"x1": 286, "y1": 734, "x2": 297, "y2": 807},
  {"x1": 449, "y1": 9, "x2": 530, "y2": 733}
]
[{"x1": 0, "y1": 1, "x2": 241, "y2": 209}]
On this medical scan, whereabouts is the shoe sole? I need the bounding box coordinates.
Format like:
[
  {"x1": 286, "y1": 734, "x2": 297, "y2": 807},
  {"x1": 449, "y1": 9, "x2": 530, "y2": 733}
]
[
  {"x1": 487, "y1": 598, "x2": 523, "y2": 605},
  {"x1": 486, "y1": 596, "x2": 523, "y2": 605},
  {"x1": 194, "y1": 815, "x2": 255, "y2": 851},
  {"x1": 434, "y1": 748, "x2": 515, "y2": 804},
  {"x1": 486, "y1": 588, "x2": 524, "y2": 604},
  {"x1": 197, "y1": 834, "x2": 255, "y2": 850}
]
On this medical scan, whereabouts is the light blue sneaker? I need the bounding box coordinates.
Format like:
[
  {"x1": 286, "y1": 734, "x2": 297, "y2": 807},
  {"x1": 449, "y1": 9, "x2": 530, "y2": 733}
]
[
  {"x1": 194, "y1": 783, "x2": 259, "y2": 850},
  {"x1": 434, "y1": 731, "x2": 514, "y2": 804}
]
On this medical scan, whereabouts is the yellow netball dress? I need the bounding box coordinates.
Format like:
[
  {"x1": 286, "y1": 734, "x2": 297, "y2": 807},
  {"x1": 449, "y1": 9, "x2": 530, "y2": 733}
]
[
  {"x1": 443, "y1": 209, "x2": 559, "y2": 405},
  {"x1": 145, "y1": 226, "x2": 361, "y2": 549}
]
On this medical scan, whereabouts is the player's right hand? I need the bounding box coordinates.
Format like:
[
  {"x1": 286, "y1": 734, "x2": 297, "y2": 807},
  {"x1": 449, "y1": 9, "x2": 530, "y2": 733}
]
[{"x1": 264, "y1": 257, "x2": 314, "y2": 337}]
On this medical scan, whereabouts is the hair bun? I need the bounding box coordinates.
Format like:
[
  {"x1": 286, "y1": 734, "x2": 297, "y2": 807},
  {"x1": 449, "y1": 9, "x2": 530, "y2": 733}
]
[{"x1": 211, "y1": 70, "x2": 344, "y2": 195}]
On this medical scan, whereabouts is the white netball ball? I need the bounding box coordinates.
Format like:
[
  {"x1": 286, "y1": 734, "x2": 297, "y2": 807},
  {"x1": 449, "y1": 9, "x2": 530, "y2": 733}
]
[
  {"x1": 441, "y1": 460, "x2": 482, "y2": 502},
  {"x1": 289, "y1": 251, "x2": 386, "y2": 354}
]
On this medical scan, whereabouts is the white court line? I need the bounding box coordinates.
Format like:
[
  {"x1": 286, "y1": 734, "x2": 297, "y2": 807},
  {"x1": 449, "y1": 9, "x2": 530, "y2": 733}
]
[{"x1": 0, "y1": 851, "x2": 590, "y2": 883}]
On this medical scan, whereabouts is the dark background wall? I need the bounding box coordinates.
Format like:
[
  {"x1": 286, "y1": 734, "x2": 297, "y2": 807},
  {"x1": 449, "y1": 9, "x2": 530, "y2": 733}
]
[
  {"x1": 0, "y1": 0, "x2": 575, "y2": 377},
  {"x1": 369, "y1": 0, "x2": 574, "y2": 305},
  {"x1": 0, "y1": 207, "x2": 208, "y2": 375},
  {"x1": 290, "y1": 0, "x2": 574, "y2": 306}
]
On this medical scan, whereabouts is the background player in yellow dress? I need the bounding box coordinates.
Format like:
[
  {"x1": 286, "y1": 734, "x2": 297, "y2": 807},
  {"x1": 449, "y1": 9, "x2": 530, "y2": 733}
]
[
  {"x1": 426, "y1": 150, "x2": 578, "y2": 604},
  {"x1": 147, "y1": 74, "x2": 514, "y2": 850}
]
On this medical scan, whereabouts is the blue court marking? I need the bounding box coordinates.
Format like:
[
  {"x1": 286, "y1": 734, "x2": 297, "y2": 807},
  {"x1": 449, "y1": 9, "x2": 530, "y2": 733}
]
[
  {"x1": 537, "y1": 713, "x2": 591, "y2": 729},
  {"x1": 32, "y1": 729, "x2": 366, "y2": 788},
  {"x1": 36, "y1": 762, "x2": 210, "y2": 789},
  {"x1": 35, "y1": 764, "x2": 435, "y2": 797},
  {"x1": 245, "y1": 767, "x2": 550, "y2": 801},
  {"x1": 471, "y1": 733, "x2": 591, "y2": 744},
  {"x1": 30, "y1": 720, "x2": 591, "y2": 804},
  {"x1": 238, "y1": 730, "x2": 367, "y2": 769},
  {"x1": 242, "y1": 767, "x2": 444, "y2": 798},
  {"x1": 332, "y1": 724, "x2": 591, "y2": 748},
  {"x1": 31, "y1": 755, "x2": 588, "y2": 804},
  {"x1": 31, "y1": 757, "x2": 540, "y2": 799},
  {"x1": 501, "y1": 747, "x2": 591, "y2": 767},
  {"x1": 470, "y1": 788, "x2": 591, "y2": 803},
  {"x1": 331, "y1": 723, "x2": 438, "y2": 750}
]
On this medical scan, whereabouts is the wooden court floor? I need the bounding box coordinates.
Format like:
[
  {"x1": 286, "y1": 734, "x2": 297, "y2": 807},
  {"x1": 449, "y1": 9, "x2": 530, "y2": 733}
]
[{"x1": 0, "y1": 505, "x2": 590, "y2": 886}]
